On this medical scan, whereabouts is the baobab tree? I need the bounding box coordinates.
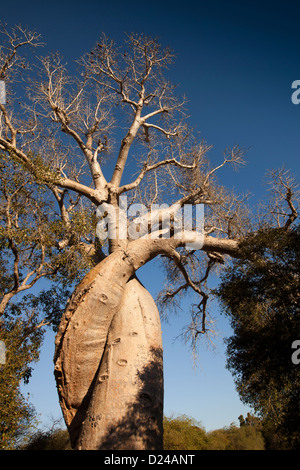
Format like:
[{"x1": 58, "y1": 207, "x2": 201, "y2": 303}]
[{"x1": 0, "y1": 25, "x2": 298, "y2": 450}]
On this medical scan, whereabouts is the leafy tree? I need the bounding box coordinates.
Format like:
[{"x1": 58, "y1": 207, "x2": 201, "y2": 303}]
[
  {"x1": 0, "y1": 24, "x2": 299, "y2": 450},
  {"x1": 0, "y1": 154, "x2": 95, "y2": 446},
  {"x1": 24, "y1": 419, "x2": 72, "y2": 450},
  {"x1": 207, "y1": 423, "x2": 265, "y2": 450},
  {"x1": 0, "y1": 319, "x2": 39, "y2": 449},
  {"x1": 215, "y1": 225, "x2": 300, "y2": 449},
  {"x1": 238, "y1": 412, "x2": 262, "y2": 428},
  {"x1": 163, "y1": 415, "x2": 208, "y2": 450},
  {"x1": 22, "y1": 414, "x2": 266, "y2": 450}
]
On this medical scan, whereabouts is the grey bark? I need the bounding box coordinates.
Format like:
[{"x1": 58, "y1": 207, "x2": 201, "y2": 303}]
[
  {"x1": 53, "y1": 243, "x2": 164, "y2": 449},
  {"x1": 53, "y1": 236, "x2": 239, "y2": 449}
]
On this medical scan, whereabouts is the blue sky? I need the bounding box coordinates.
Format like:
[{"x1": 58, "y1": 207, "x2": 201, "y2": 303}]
[{"x1": 2, "y1": 0, "x2": 299, "y2": 432}]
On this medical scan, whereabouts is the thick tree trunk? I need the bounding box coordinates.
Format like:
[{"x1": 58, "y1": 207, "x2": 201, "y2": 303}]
[
  {"x1": 77, "y1": 277, "x2": 163, "y2": 450},
  {"x1": 54, "y1": 247, "x2": 163, "y2": 450},
  {"x1": 53, "y1": 236, "x2": 238, "y2": 449}
]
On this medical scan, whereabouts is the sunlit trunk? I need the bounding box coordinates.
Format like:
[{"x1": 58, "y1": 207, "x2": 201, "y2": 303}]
[
  {"x1": 53, "y1": 235, "x2": 238, "y2": 449},
  {"x1": 54, "y1": 246, "x2": 164, "y2": 450}
]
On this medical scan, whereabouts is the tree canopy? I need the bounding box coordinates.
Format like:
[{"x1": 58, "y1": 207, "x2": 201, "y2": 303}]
[
  {"x1": 0, "y1": 152, "x2": 93, "y2": 447},
  {"x1": 215, "y1": 225, "x2": 300, "y2": 449}
]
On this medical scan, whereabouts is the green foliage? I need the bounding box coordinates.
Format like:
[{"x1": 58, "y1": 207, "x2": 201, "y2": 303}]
[
  {"x1": 163, "y1": 414, "x2": 265, "y2": 450},
  {"x1": 0, "y1": 153, "x2": 96, "y2": 293},
  {"x1": 163, "y1": 415, "x2": 208, "y2": 450},
  {"x1": 22, "y1": 414, "x2": 266, "y2": 450},
  {"x1": 215, "y1": 226, "x2": 300, "y2": 449},
  {"x1": 0, "y1": 318, "x2": 41, "y2": 449},
  {"x1": 25, "y1": 427, "x2": 72, "y2": 450},
  {"x1": 207, "y1": 423, "x2": 265, "y2": 450},
  {"x1": 0, "y1": 153, "x2": 97, "y2": 448}
]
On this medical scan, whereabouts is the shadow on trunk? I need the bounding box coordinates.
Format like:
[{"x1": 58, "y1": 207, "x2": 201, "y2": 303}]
[
  {"x1": 95, "y1": 346, "x2": 164, "y2": 450},
  {"x1": 55, "y1": 271, "x2": 164, "y2": 450}
]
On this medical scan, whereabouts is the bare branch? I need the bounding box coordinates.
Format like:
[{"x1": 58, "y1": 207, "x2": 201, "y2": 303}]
[
  {"x1": 261, "y1": 168, "x2": 299, "y2": 229},
  {"x1": 118, "y1": 157, "x2": 197, "y2": 195},
  {"x1": 0, "y1": 23, "x2": 43, "y2": 80}
]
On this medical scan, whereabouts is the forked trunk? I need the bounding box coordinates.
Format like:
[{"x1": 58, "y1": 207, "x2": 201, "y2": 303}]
[
  {"x1": 54, "y1": 247, "x2": 163, "y2": 450},
  {"x1": 53, "y1": 236, "x2": 239, "y2": 449},
  {"x1": 77, "y1": 278, "x2": 163, "y2": 450}
]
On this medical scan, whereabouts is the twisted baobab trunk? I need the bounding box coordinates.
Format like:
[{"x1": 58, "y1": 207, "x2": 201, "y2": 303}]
[
  {"x1": 54, "y1": 240, "x2": 166, "y2": 450},
  {"x1": 53, "y1": 236, "x2": 238, "y2": 449},
  {"x1": 77, "y1": 277, "x2": 163, "y2": 450}
]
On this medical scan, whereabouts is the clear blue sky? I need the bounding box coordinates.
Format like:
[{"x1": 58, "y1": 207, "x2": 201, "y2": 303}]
[{"x1": 2, "y1": 0, "x2": 299, "y2": 432}]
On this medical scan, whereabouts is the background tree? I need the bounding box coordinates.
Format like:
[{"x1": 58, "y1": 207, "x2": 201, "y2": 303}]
[
  {"x1": 0, "y1": 317, "x2": 39, "y2": 449},
  {"x1": 0, "y1": 154, "x2": 53, "y2": 448},
  {"x1": 22, "y1": 413, "x2": 266, "y2": 451},
  {"x1": 206, "y1": 421, "x2": 265, "y2": 450},
  {"x1": 0, "y1": 98, "x2": 101, "y2": 447},
  {"x1": 0, "y1": 25, "x2": 298, "y2": 450},
  {"x1": 163, "y1": 415, "x2": 208, "y2": 450},
  {"x1": 0, "y1": 153, "x2": 98, "y2": 448},
  {"x1": 215, "y1": 216, "x2": 300, "y2": 449}
]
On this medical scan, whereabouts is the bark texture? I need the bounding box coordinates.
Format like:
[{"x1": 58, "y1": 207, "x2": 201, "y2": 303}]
[
  {"x1": 54, "y1": 247, "x2": 163, "y2": 450},
  {"x1": 53, "y1": 236, "x2": 239, "y2": 449}
]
